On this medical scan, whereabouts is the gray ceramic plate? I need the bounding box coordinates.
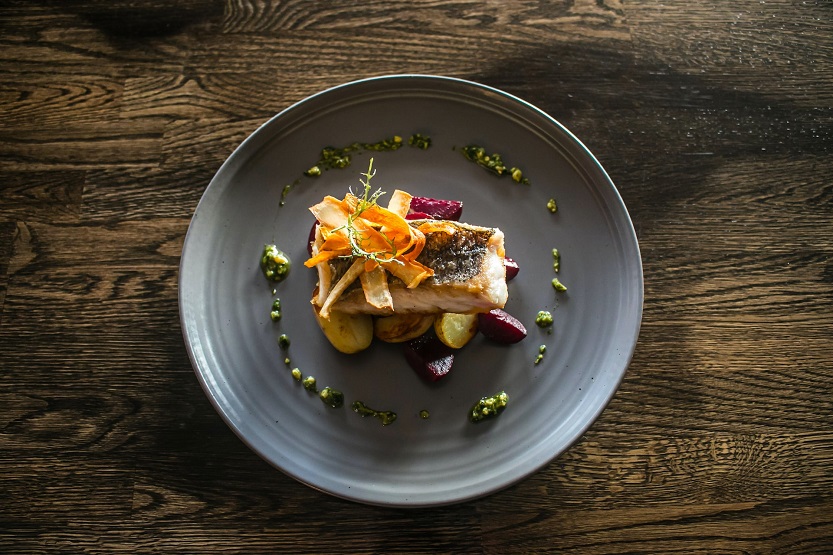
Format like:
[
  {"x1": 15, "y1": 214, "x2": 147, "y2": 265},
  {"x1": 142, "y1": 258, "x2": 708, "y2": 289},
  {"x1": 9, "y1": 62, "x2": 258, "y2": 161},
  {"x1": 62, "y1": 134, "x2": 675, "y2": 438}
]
[{"x1": 179, "y1": 75, "x2": 643, "y2": 507}]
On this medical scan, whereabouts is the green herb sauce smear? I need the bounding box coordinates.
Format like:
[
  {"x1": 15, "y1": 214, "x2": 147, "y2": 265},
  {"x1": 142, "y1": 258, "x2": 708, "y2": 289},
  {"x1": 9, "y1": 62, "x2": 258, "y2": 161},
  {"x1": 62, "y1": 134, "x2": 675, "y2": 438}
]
[
  {"x1": 551, "y1": 248, "x2": 566, "y2": 291},
  {"x1": 352, "y1": 401, "x2": 397, "y2": 426},
  {"x1": 534, "y1": 344, "x2": 546, "y2": 365},
  {"x1": 535, "y1": 310, "x2": 553, "y2": 328},
  {"x1": 547, "y1": 198, "x2": 558, "y2": 213},
  {"x1": 460, "y1": 145, "x2": 530, "y2": 184},
  {"x1": 270, "y1": 298, "x2": 282, "y2": 321},
  {"x1": 305, "y1": 136, "x2": 404, "y2": 177},
  {"x1": 261, "y1": 244, "x2": 291, "y2": 282},
  {"x1": 319, "y1": 387, "x2": 345, "y2": 409},
  {"x1": 302, "y1": 376, "x2": 317, "y2": 392},
  {"x1": 408, "y1": 133, "x2": 432, "y2": 149},
  {"x1": 280, "y1": 180, "x2": 298, "y2": 206},
  {"x1": 469, "y1": 391, "x2": 509, "y2": 423},
  {"x1": 279, "y1": 134, "x2": 430, "y2": 206}
]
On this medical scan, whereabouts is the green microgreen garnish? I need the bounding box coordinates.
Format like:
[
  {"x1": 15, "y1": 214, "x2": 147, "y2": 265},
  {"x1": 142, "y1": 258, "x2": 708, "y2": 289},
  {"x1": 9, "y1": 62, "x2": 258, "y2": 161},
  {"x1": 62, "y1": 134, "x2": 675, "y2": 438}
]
[{"x1": 332, "y1": 158, "x2": 403, "y2": 266}]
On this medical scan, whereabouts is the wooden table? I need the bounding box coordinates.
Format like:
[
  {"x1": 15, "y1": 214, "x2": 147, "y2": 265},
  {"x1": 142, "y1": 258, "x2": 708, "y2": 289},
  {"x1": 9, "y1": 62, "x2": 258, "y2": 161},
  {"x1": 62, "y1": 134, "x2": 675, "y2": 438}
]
[{"x1": 2, "y1": 1, "x2": 832, "y2": 552}]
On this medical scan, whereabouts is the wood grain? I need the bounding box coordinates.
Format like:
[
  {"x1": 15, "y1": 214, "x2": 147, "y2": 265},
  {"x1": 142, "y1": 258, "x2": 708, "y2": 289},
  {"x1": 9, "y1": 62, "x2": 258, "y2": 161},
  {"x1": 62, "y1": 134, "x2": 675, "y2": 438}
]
[{"x1": 1, "y1": 0, "x2": 832, "y2": 552}]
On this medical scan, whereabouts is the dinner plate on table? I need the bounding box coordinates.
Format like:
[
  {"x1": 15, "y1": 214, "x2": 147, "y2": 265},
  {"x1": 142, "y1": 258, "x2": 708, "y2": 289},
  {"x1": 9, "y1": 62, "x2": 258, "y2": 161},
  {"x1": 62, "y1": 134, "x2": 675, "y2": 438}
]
[{"x1": 179, "y1": 74, "x2": 643, "y2": 507}]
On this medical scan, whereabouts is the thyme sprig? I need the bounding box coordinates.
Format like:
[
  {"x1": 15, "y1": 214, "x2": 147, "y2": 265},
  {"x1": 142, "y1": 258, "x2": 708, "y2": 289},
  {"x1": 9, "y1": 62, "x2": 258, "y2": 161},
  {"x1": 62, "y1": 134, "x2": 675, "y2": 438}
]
[{"x1": 333, "y1": 158, "x2": 402, "y2": 265}]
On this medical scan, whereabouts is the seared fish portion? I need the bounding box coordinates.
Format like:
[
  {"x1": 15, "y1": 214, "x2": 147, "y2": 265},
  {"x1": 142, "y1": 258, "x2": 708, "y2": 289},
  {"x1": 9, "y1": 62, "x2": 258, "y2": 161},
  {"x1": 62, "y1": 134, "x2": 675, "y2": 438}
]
[{"x1": 314, "y1": 220, "x2": 508, "y2": 315}]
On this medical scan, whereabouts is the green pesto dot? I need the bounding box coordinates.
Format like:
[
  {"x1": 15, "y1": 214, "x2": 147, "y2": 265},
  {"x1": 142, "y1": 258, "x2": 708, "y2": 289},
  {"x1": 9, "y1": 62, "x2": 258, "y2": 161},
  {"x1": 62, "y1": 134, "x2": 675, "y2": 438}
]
[
  {"x1": 547, "y1": 198, "x2": 558, "y2": 213},
  {"x1": 319, "y1": 387, "x2": 344, "y2": 408},
  {"x1": 535, "y1": 311, "x2": 553, "y2": 328},
  {"x1": 302, "y1": 376, "x2": 317, "y2": 392}
]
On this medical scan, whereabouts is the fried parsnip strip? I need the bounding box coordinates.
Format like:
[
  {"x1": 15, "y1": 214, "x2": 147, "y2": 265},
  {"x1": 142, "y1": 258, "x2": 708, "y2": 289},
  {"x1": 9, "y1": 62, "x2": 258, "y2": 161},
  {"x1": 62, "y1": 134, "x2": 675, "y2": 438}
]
[
  {"x1": 386, "y1": 189, "x2": 412, "y2": 218},
  {"x1": 359, "y1": 265, "x2": 393, "y2": 311},
  {"x1": 319, "y1": 258, "x2": 365, "y2": 319}
]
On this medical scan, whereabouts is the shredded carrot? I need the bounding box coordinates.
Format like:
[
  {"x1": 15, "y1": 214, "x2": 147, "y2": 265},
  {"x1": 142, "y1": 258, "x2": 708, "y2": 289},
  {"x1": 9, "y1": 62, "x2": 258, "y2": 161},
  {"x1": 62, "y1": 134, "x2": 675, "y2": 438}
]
[
  {"x1": 416, "y1": 220, "x2": 458, "y2": 235},
  {"x1": 305, "y1": 188, "x2": 434, "y2": 315}
]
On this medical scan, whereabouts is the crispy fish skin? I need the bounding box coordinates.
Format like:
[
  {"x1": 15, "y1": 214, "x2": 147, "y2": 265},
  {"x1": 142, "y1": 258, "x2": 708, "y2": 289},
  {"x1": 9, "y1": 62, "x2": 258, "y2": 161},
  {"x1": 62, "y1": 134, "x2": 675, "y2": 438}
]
[{"x1": 314, "y1": 220, "x2": 508, "y2": 315}]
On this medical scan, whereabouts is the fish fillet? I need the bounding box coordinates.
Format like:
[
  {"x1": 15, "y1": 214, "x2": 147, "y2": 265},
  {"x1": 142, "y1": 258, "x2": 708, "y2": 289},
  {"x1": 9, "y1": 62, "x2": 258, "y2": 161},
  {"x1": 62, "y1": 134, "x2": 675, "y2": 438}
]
[{"x1": 313, "y1": 220, "x2": 508, "y2": 315}]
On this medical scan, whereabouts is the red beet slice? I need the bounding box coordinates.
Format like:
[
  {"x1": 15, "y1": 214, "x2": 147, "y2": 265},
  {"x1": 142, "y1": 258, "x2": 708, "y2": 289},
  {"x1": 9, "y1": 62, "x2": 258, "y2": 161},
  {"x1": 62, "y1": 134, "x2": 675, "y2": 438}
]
[
  {"x1": 409, "y1": 196, "x2": 463, "y2": 221},
  {"x1": 477, "y1": 309, "x2": 527, "y2": 344},
  {"x1": 405, "y1": 211, "x2": 432, "y2": 220},
  {"x1": 504, "y1": 256, "x2": 519, "y2": 281},
  {"x1": 404, "y1": 334, "x2": 455, "y2": 382},
  {"x1": 307, "y1": 220, "x2": 319, "y2": 256}
]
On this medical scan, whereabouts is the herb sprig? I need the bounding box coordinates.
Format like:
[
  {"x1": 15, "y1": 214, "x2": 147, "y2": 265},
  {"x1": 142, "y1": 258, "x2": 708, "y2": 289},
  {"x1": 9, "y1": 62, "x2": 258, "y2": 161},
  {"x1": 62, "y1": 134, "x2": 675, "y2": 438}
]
[{"x1": 333, "y1": 158, "x2": 401, "y2": 265}]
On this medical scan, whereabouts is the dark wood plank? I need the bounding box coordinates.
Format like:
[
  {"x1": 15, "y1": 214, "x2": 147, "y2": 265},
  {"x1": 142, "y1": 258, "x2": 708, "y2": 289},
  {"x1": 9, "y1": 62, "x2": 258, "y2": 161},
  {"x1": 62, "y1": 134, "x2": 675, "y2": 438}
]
[
  {"x1": 479, "y1": 496, "x2": 833, "y2": 554},
  {"x1": 0, "y1": 25, "x2": 186, "y2": 79},
  {"x1": 0, "y1": 453, "x2": 135, "y2": 519},
  {"x1": 160, "y1": 117, "x2": 267, "y2": 168},
  {"x1": 121, "y1": 73, "x2": 282, "y2": 120},
  {"x1": 626, "y1": 0, "x2": 833, "y2": 106},
  {"x1": 0, "y1": 221, "x2": 15, "y2": 314},
  {"x1": 0, "y1": 171, "x2": 85, "y2": 223},
  {"x1": 221, "y1": 0, "x2": 629, "y2": 38},
  {"x1": 0, "y1": 119, "x2": 166, "y2": 170},
  {"x1": 523, "y1": 430, "x2": 833, "y2": 506},
  {"x1": 81, "y1": 166, "x2": 210, "y2": 221},
  {"x1": 0, "y1": 219, "x2": 185, "y2": 334},
  {"x1": 0, "y1": 75, "x2": 123, "y2": 128}
]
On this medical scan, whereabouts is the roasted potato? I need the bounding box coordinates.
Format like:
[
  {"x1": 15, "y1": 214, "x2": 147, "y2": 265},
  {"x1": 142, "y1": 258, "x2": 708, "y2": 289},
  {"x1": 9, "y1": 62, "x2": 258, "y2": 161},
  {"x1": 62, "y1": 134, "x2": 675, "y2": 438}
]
[
  {"x1": 312, "y1": 304, "x2": 373, "y2": 354},
  {"x1": 434, "y1": 312, "x2": 479, "y2": 349},
  {"x1": 374, "y1": 313, "x2": 435, "y2": 343}
]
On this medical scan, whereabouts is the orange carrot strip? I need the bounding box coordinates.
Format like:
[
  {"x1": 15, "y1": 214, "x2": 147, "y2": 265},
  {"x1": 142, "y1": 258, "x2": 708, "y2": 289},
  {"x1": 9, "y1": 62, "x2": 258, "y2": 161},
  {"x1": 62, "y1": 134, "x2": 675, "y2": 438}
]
[
  {"x1": 401, "y1": 226, "x2": 426, "y2": 261},
  {"x1": 320, "y1": 232, "x2": 351, "y2": 252},
  {"x1": 358, "y1": 205, "x2": 412, "y2": 247},
  {"x1": 308, "y1": 191, "x2": 432, "y2": 290},
  {"x1": 417, "y1": 220, "x2": 458, "y2": 235},
  {"x1": 383, "y1": 258, "x2": 434, "y2": 289},
  {"x1": 304, "y1": 248, "x2": 348, "y2": 268}
]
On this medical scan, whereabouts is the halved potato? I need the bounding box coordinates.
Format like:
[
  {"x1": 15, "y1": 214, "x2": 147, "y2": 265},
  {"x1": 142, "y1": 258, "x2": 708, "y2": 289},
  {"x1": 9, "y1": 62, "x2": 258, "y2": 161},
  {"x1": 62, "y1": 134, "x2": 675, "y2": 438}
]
[
  {"x1": 312, "y1": 304, "x2": 373, "y2": 354},
  {"x1": 374, "y1": 313, "x2": 435, "y2": 343},
  {"x1": 434, "y1": 313, "x2": 479, "y2": 349}
]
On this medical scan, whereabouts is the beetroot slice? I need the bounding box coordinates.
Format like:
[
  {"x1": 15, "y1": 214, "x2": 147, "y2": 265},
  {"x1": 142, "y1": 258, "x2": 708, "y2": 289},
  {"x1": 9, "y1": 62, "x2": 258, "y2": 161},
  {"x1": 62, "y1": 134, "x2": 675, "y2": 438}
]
[
  {"x1": 409, "y1": 196, "x2": 463, "y2": 221},
  {"x1": 504, "y1": 256, "x2": 520, "y2": 281},
  {"x1": 405, "y1": 211, "x2": 432, "y2": 220},
  {"x1": 307, "y1": 220, "x2": 319, "y2": 256},
  {"x1": 477, "y1": 309, "x2": 527, "y2": 344},
  {"x1": 404, "y1": 334, "x2": 455, "y2": 382}
]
